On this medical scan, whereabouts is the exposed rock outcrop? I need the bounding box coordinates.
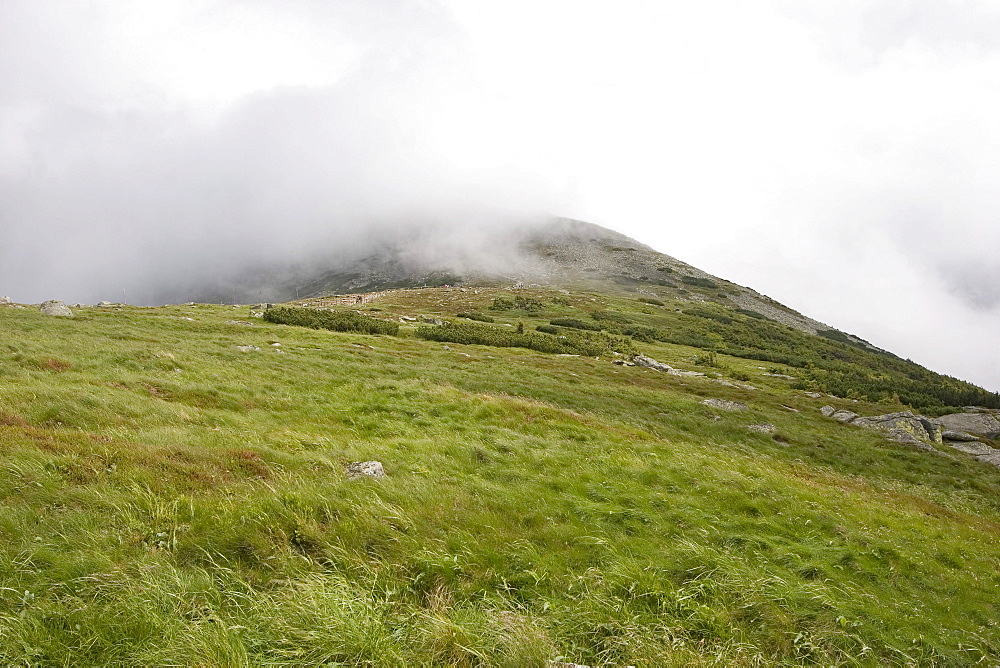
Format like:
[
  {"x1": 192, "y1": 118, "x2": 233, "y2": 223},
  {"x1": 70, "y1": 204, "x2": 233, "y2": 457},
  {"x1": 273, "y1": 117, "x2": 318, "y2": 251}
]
[
  {"x1": 39, "y1": 300, "x2": 73, "y2": 316},
  {"x1": 819, "y1": 407, "x2": 941, "y2": 450},
  {"x1": 633, "y1": 355, "x2": 705, "y2": 377},
  {"x1": 935, "y1": 412, "x2": 1000, "y2": 440},
  {"x1": 702, "y1": 398, "x2": 747, "y2": 411},
  {"x1": 346, "y1": 461, "x2": 385, "y2": 479}
]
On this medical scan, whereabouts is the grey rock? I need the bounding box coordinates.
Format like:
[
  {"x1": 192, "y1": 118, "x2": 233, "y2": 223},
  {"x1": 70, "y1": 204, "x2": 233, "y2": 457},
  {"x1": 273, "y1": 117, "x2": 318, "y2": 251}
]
[
  {"x1": 853, "y1": 412, "x2": 942, "y2": 444},
  {"x1": 950, "y1": 442, "x2": 994, "y2": 456},
  {"x1": 935, "y1": 412, "x2": 1000, "y2": 439},
  {"x1": 831, "y1": 410, "x2": 858, "y2": 423},
  {"x1": 748, "y1": 423, "x2": 776, "y2": 434},
  {"x1": 97, "y1": 301, "x2": 115, "y2": 306},
  {"x1": 976, "y1": 451, "x2": 1000, "y2": 468},
  {"x1": 820, "y1": 405, "x2": 836, "y2": 417},
  {"x1": 633, "y1": 355, "x2": 705, "y2": 377},
  {"x1": 941, "y1": 430, "x2": 979, "y2": 442},
  {"x1": 702, "y1": 398, "x2": 747, "y2": 411},
  {"x1": 39, "y1": 300, "x2": 73, "y2": 316},
  {"x1": 804, "y1": 392, "x2": 824, "y2": 398},
  {"x1": 633, "y1": 355, "x2": 675, "y2": 372},
  {"x1": 0, "y1": 296, "x2": 11, "y2": 304},
  {"x1": 346, "y1": 460, "x2": 385, "y2": 479},
  {"x1": 766, "y1": 373, "x2": 796, "y2": 380},
  {"x1": 236, "y1": 345, "x2": 260, "y2": 352}
]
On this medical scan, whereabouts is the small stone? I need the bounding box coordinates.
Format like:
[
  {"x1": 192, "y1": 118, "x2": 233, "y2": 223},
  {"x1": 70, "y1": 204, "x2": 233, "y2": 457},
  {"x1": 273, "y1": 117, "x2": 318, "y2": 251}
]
[
  {"x1": 270, "y1": 342, "x2": 281, "y2": 347},
  {"x1": 346, "y1": 461, "x2": 385, "y2": 479},
  {"x1": 804, "y1": 392, "x2": 824, "y2": 399},
  {"x1": 236, "y1": 345, "x2": 259, "y2": 352},
  {"x1": 748, "y1": 423, "x2": 776, "y2": 433}
]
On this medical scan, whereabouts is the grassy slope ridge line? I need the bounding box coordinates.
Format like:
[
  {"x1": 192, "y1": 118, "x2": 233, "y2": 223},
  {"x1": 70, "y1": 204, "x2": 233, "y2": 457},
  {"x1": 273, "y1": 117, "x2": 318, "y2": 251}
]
[
  {"x1": 263, "y1": 305, "x2": 399, "y2": 335},
  {"x1": 0, "y1": 291, "x2": 998, "y2": 664}
]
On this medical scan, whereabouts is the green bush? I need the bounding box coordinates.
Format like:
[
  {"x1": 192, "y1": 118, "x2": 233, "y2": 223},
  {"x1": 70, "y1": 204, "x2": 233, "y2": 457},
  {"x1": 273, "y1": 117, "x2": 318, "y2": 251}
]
[
  {"x1": 549, "y1": 318, "x2": 602, "y2": 331},
  {"x1": 621, "y1": 326, "x2": 660, "y2": 343},
  {"x1": 681, "y1": 275, "x2": 718, "y2": 289},
  {"x1": 639, "y1": 297, "x2": 664, "y2": 306},
  {"x1": 489, "y1": 296, "x2": 544, "y2": 312},
  {"x1": 415, "y1": 321, "x2": 633, "y2": 357},
  {"x1": 457, "y1": 312, "x2": 495, "y2": 323},
  {"x1": 536, "y1": 325, "x2": 560, "y2": 335},
  {"x1": 682, "y1": 306, "x2": 732, "y2": 325},
  {"x1": 263, "y1": 306, "x2": 399, "y2": 336},
  {"x1": 590, "y1": 310, "x2": 631, "y2": 324}
]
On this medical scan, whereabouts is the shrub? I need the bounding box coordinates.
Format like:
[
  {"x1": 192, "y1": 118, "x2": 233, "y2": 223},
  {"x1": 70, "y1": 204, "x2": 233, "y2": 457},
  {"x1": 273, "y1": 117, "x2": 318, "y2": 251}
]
[
  {"x1": 536, "y1": 325, "x2": 559, "y2": 335},
  {"x1": 639, "y1": 297, "x2": 664, "y2": 306},
  {"x1": 682, "y1": 307, "x2": 732, "y2": 325},
  {"x1": 549, "y1": 318, "x2": 602, "y2": 331},
  {"x1": 734, "y1": 308, "x2": 767, "y2": 320},
  {"x1": 489, "y1": 296, "x2": 544, "y2": 312},
  {"x1": 415, "y1": 321, "x2": 633, "y2": 357},
  {"x1": 590, "y1": 310, "x2": 631, "y2": 324},
  {"x1": 263, "y1": 306, "x2": 399, "y2": 335},
  {"x1": 657, "y1": 266, "x2": 674, "y2": 273},
  {"x1": 457, "y1": 312, "x2": 495, "y2": 323},
  {"x1": 681, "y1": 275, "x2": 718, "y2": 289},
  {"x1": 621, "y1": 326, "x2": 660, "y2": 343}
]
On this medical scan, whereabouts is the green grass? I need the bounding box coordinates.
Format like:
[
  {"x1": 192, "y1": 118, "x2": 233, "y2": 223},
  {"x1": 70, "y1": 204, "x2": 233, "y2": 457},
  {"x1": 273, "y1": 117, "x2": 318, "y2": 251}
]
[{"x1": 0, "y1": 293, "x2": 999, "y2": 664}]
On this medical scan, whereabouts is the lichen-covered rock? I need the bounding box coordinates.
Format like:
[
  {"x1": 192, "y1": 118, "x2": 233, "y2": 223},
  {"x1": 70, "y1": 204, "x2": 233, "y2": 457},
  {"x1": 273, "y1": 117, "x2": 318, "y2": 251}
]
[
  {"x1": 39, "y1": 300, "x2": 73, "y2": 316},
  {"x1": 853, "y1": 412, "x2": 942, "y2": 444},
  {"x1": 950, "y1": 442, "x2": 994, "y2": 456},
  {"x1": 942, "y1": 430, "x2": 979, "y2": 442},
  {"x1": 748, "y1": 423, "x2": 776, "y2": 433},
  {"x1": 820, "y1": 405, "x2": 836, "y2": 417},
  {"x1": 346, "y1": 461, "x2": 385, "y2": 479},
  {"x1": 634, "y1": 355, "x2": 705, "y2": 377},
  {"x1": 935, "y1": 412, "x2": 1000, "y2": 440},
  {"x1": 831, "y1": 410, "x2": 858, "y2": 423},
  {"x1": 702, "y1": 398, "x2": 747, "y2": 411},
  {"x1": 976, "y1": 451, "x2": 1000, "y2": 468}
]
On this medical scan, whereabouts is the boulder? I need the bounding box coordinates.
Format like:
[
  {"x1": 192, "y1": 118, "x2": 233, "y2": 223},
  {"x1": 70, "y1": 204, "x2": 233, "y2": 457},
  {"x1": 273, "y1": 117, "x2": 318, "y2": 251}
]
[
  {"x1": 942, "y1": 430, "x2": 979, "y2": 442},
  {"x1": 39, "y1": 300, "x2": 73, "y2": 316},
  {"x1": 633, "y1": 355, "x2": 705, "y2": 377},
  {"x1": 0, "y1": 296, "x2": 12, "y2": 304},
  {"x1": 853, "y1": 412, "x2": 942, "y2": 444},
  {"x1": 820, "y1": 405, "x2": 836, "y2": 417},
  {"x1": 935, "y1": 412, "x2": 1000, "y2": 440},
  {"x1": 950, "y1": 442, "x2": 994, "y2": 456},
  {"x1": 702, "y1": 398, "x2": 747, "y2": 411},
  {"x1": 977, "y1": 451, "x2": 1000, "y2": 467},
  {"x1": 831, "y1": 410, "x2": 858, "y2": 423},
  {"x1": 346, "y1": 461, "x2": 385, "y2": 479}
]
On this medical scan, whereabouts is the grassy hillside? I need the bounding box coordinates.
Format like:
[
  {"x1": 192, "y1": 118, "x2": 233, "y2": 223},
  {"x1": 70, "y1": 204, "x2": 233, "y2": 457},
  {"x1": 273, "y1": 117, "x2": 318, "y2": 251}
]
[{"x1": 1, "y1": 289, "x2": 999, "y2": 665}]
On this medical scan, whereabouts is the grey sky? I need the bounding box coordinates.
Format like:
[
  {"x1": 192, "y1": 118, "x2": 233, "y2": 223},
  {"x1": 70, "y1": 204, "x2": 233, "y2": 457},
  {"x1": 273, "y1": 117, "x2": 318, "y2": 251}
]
[{"x1": 2, "y1": 1, "x2": 999, "y2": 392}]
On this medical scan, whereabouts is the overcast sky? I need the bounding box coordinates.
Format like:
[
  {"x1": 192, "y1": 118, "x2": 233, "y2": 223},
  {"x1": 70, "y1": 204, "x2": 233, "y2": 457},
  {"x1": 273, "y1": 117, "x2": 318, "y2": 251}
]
[{"x1": 2, "y1": 1, "x2": 999, "y2": 392}]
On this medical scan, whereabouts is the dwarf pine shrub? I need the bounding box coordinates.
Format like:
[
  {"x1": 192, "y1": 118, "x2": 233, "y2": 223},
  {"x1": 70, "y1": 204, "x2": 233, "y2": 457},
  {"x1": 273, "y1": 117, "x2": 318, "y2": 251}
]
[
  {"x1": 263, "y1": 306, "x2": 399, "y2": 335},
  {"x1": 415, "y1": 321, "x2": 632, "y2": 357}
]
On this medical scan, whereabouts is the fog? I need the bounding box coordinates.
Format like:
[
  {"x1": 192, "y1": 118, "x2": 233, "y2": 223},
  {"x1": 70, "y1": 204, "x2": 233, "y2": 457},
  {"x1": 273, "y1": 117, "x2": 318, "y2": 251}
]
[
  {"x1": 2, "y1": 1, "x2": 1000, "y2": 391},
  {"x1": 0, "y1": 1, "x2": 553, "y2": 305}
]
